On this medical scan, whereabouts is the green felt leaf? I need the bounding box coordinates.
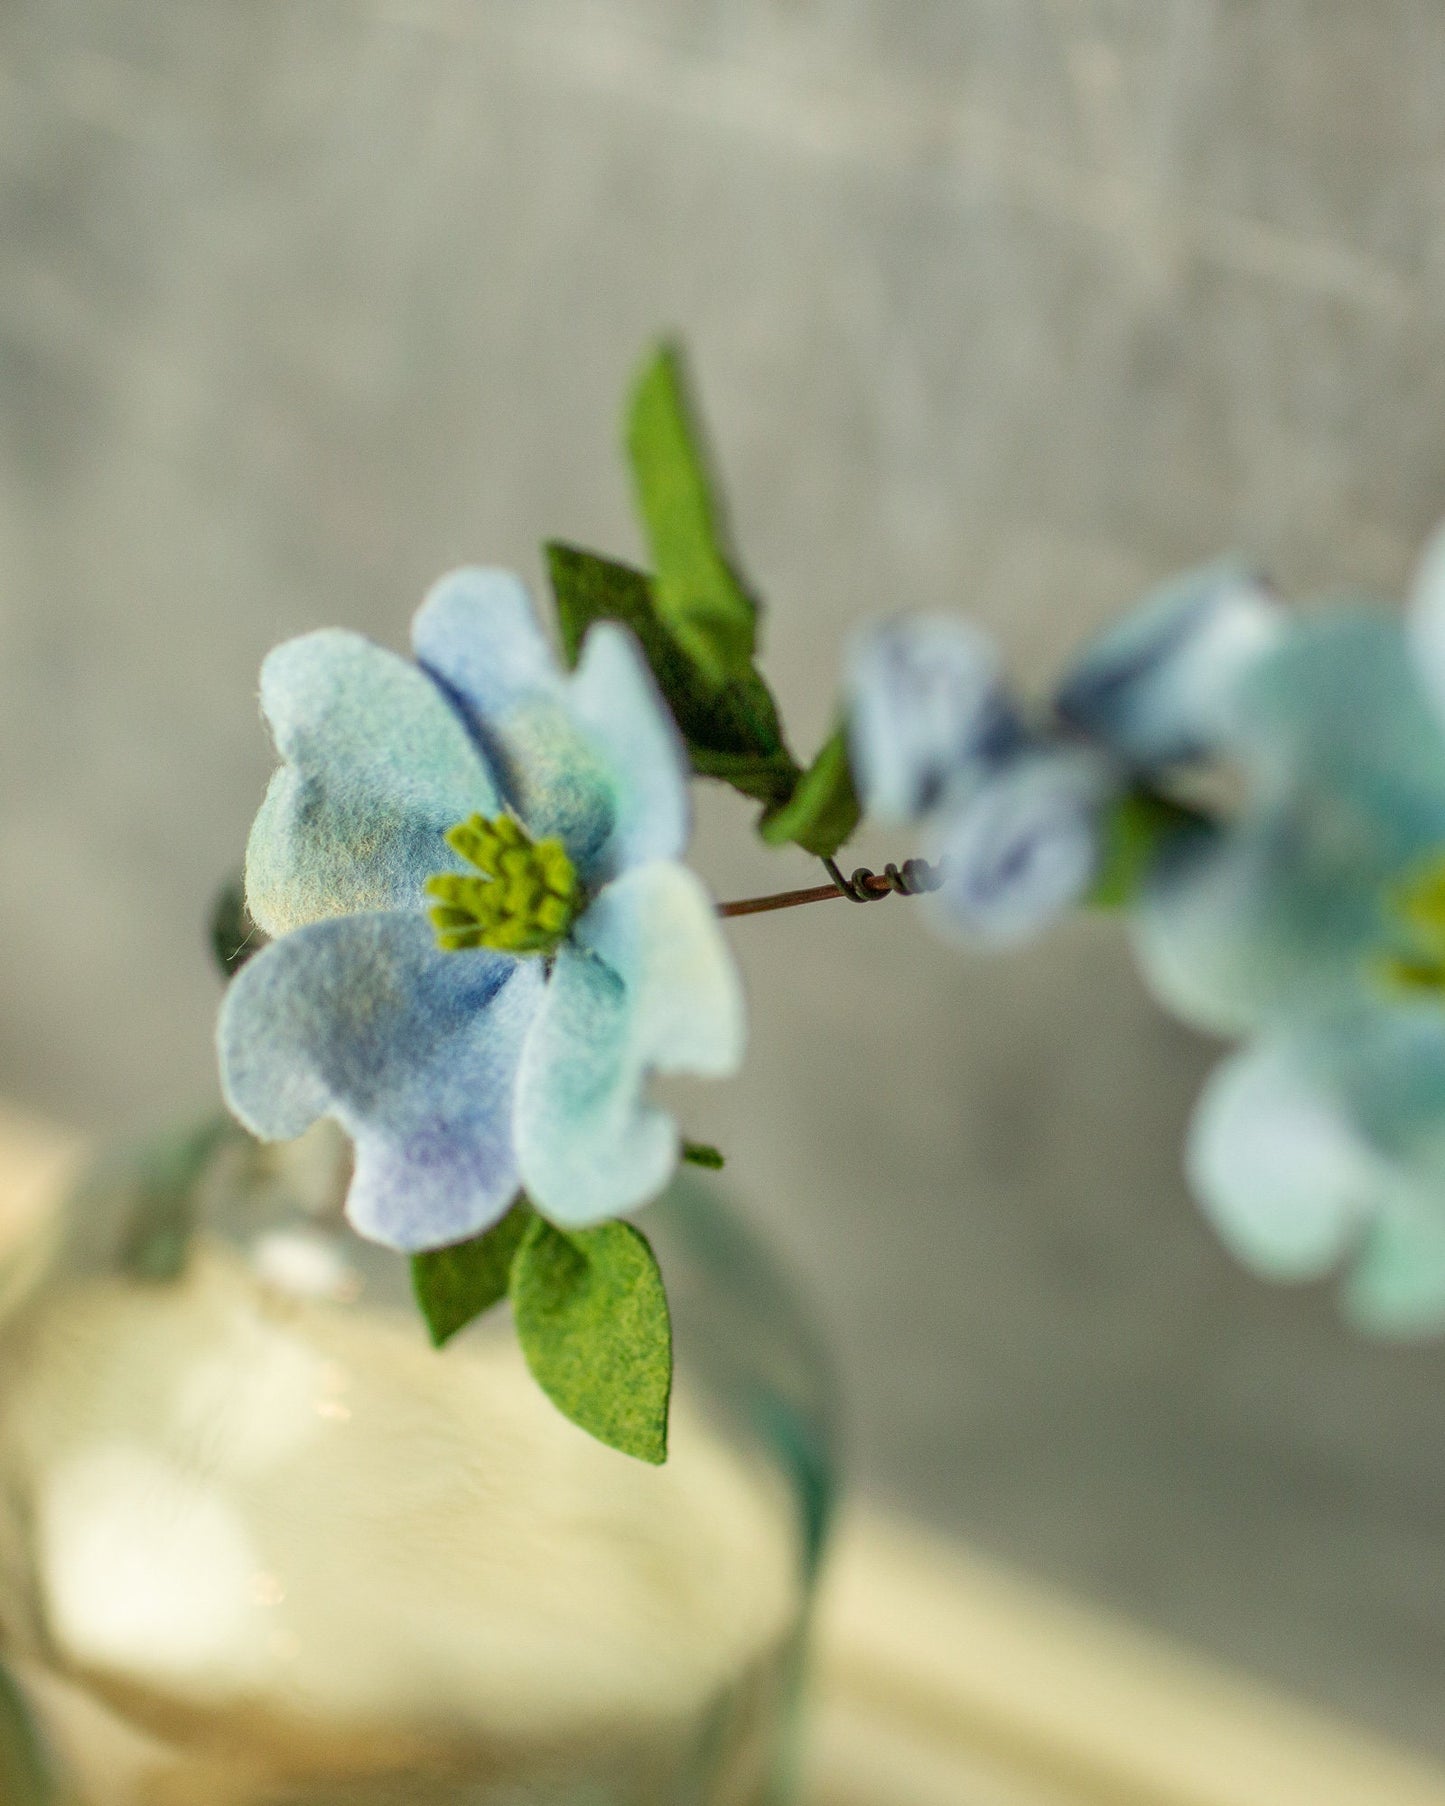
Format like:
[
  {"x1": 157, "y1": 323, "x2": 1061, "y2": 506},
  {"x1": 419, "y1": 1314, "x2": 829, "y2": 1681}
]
[
  {"x1": 1088, "y1": 790, "x2": 1209, "y2": 910},
  {"x1": 511, "y1": 1217, "x2": 672, "y2": 1464},
  {"x1": 681, "y1": 1140, "x2": 725, "y2": 1170},
  {"x1": 546, "y1": 543, "x2": 799, "y2": 808},
  {"x1": 0, "y1": 1663, "x2": 50, "y2": 1805},
  {"x1": 759, "y1": 723, "x2": 861, "y2": 858},
  {"x1": 210, "y1": 876, "x2": 265, "y2": 979},
  {"x1": 627, "y1": 343, "x2": 758, "y2": 688},
  {"x1": 411, "y1": 1197, "x2": 534, "y2": 1347}
]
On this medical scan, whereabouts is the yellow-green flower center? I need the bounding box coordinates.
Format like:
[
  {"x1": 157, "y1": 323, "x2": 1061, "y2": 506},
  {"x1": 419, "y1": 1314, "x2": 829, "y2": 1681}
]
[
  {"x1": 426, "y1": 814, "x2": 580, "y2": 956},
  {"x1": 1380, "y1": 855, "x2": 1445, "y2": 994}
]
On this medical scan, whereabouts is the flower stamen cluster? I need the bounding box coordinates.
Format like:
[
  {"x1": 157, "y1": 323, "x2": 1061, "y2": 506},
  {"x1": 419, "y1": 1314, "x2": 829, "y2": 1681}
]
[{"x1": 426, "y1": 814, "x2": 579, "y2": 955}]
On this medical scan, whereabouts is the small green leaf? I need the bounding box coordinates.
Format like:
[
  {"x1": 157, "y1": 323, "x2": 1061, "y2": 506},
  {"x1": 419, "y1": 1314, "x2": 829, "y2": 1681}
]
[
  {"x1": 1088, "y1": 791, "x2": 1208, "y2": 910},
  {"x1": 759, "y1": 722, "x2": 861, "y2": 859},
  {"x1": 0, "y1": 1662, "x2": 50, "y2": 1805},
  {"x1": 681, "y1": 1141, "x2": 725, "y2": 1170},
  {"x1": 411, "y1": 1198, "x2": 533, "y2": 1347},
  {"x1": 546, "y1": 543, "x2": 800, "y2": 808},
  {"x1": 210, "y1": 877, "x2": 264, "y2": 979},
  {"x1": 511, "y1": 1217, "x2": 673, "y2": 1464},
  {"x1": 627, "y1": 342, "x2": 758, "y2": 688}
]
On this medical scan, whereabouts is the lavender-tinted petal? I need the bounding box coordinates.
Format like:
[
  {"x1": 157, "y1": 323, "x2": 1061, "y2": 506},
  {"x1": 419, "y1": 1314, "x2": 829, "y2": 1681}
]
[
  {"x1": 847, "y1": 615, "x2": 1020, "y2": 824},
  {"x1": 927, "y1": 747, "x2": 1114, "y2": 947},
  {"x1": 1057, "y1": 562, "x2": 1284, "y2": 766},
  {"x1": 218, "y1": 911, "x2": 545, "y2": 1251}
]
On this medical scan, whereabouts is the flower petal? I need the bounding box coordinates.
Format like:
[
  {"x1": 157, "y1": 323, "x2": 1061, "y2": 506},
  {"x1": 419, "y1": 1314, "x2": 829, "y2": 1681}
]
[
  {"x1": 413, "y1": 568, "x2": 655, "y2": 884},
  {"x1": 1056, "y1": 561, "x2": 1284, "y2": 767},
  {"x1": 1343, "y1": 1199, "x2": 1445, "y2": 1338},
  {"x1": 218, "y1": 912, "x2": 545, "y2": 1251},
  {"x1": 846, "y1": 615, "x2": 1020, "y2": 824},
  {"x1": 1187, "y1": 1034, "x2": 1382, "y2": 1281},
  {"x1": 245, "y1": 631, "x2": 497, "y2": 938},
  {"x1": 566, "y1": 622, "x2": 690, "y2": 877},
  {"x1": 515, "y1": 863, "x2": 745, "y2": 1225},
  {"x1": 1131, "y1": 611, "x2": 1445, "y2": 1035},
  {"x1": 926, "y1": 747, "x2": 1113, "y2": 947}
]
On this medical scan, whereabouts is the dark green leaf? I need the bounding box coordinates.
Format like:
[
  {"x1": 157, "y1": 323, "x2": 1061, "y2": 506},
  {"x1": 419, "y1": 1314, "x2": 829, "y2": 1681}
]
[
  {"x1": 546, "y1": 543, "x2": 800, "y2": 808},
  {"x1": 210, "y1": 877, "x2": 265, "y2": 979},
  {"x1": 0, "y1": 1663, "x2": 50, "y2": 1805},
  {"x1": 627, "y1": 342, "x2": 758, "y2": 687},
  {"x1": 681, "y1": 1141, "x2": 725, "y2": 1170},
  {"x1": 1088, "y1": 790, "x2": 1210, "y2": 910},
  {"x1": 412, "y1": 1197, "x2": 534, "y2": 1347},
  {"x1": 759, "y1": 723, "x2": 861, "y2": 859},
  {"x1": 511, "y1": 1217, "x2": 672, "y2": 1464}
]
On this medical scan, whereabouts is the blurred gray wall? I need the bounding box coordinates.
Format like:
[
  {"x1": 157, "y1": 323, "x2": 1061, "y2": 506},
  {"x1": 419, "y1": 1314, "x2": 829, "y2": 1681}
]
[{"x1": 5, "y1": 0, "x2": 1445, "y2": 1752}]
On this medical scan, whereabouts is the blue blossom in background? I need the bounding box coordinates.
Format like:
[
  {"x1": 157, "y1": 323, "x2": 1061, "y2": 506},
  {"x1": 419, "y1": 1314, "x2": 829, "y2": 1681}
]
[
  {"x1": 1056, "y1": 561, "x2": 1284, "y2": 768},
  {"x1": 1128, "y1": 528, "x2": 1445, "y2": 1329},
  {"x1": 847, "y1": 616, "x2": 1114, "y2": 945},
  {"x1": 219, "y1": 568, "x2": 745, "y2": 1252}
]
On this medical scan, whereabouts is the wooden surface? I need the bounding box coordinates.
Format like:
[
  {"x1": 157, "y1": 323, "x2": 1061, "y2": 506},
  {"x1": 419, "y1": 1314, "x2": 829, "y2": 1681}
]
[{"x1": 1, "y1": 1109, "x2": 1443, "y2": 1806}]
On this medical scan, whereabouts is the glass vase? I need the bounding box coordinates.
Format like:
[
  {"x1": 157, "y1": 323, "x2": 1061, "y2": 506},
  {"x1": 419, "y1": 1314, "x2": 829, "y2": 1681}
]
[{"x1": 0, "y1": 1119, "x2": 834, "y2": 1806}]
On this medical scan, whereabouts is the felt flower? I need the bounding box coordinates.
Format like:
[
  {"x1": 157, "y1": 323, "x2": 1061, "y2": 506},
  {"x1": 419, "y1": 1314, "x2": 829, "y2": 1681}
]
[
  {"x1": 1189, "y1": 1006, "x2": 1445, "y2": 1335},
  {"x1": 1125, "y1": 529, "x2": 1445, "y2": 1327},
  {"x1": 846, "y1": 615, "x2": 1115, "y2": 946},
  {"x1": 218, "y1": 569, "x2": 745, "y2": 1252}
]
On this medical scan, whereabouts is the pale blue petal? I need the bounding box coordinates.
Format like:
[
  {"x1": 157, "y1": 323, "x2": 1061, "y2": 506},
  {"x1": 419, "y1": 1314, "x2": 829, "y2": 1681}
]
[
  {"x1": 515, "y1": 863, "x2": 745, "y2": 1226},
  {"x1": 926, "y1": 747, "x2": 1114, "y2": 947},
  {"x1": 245, "y1": 630, "x2": 497, "y2": 938},
  {"x1": 1343, "y1": 1201, "x2": 1445, "y2": 1338},
  {"x1": 1056, "y1": 562, "x2": 1284, "y2": 766},
  {"x1": 412, "y1": 568, "x2": 618, "y2": 881},
  {"x1": 1187, "y1": 1036, "x2": 1382, "y2": 1280},
  {"x1": 565, "y1": 622, "x2": 690, "y2": 878},
  {"x1": 1189, "y1": 1009, "x2": 1445, "y2": 1329},
  {"x1": 846, "y1": 615, "x2": 1021, "y2": 824},
  {"x1": 414, "y1": 570, "x2": 690, "y2": 883},
  {"x1": 1131, "y1": 611, "x2": 1445, "y2": 1035},
  {"x1": 218, "y1": 912, "x2": 545, "y2": 1251}
]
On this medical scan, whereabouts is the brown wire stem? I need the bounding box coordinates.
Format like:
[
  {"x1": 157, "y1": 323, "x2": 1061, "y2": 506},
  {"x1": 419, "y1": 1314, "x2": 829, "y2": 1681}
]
[{"x1": 717, "y1": 855, "x2": 942, "y2": 919}]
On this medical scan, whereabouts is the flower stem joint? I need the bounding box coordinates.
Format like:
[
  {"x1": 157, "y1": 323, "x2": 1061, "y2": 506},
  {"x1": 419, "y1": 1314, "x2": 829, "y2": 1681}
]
[{"x1": 426, "y1": 814, "x2": 580, "y2": 956}]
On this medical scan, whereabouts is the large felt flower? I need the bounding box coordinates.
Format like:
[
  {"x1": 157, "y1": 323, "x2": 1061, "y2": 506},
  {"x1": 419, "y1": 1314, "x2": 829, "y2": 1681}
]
[{"x1": 218, "y1": 569, "x2": 745, "y2": 1252}]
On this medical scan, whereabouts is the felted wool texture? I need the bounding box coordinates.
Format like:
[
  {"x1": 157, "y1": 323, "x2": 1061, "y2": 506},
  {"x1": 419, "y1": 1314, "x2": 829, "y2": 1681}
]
[
  {"x1": 515, "y1": 862, "x2": 746, "y2": 1228},
  {"x1": 413, "y1": 568, "x2": 690, "y2": 887},
  {"x1": 222, "y1": 568, "x2": 746, "y2": 1249},
  {"x1": 220, "y1": 911, "x2": 546, "y2": 1251},
  {"x1": 246, "y1": 629, "x2": 500, "y2": 940}
]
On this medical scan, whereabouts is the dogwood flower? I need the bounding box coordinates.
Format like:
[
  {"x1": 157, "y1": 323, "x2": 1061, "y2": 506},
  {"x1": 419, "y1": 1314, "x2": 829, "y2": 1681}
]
[
  {"x1": 1130, "y1": 530, "x2": 1445, "y2": 1328},
  {"x1": 218, "y1": 568, "x2": 744, "y2": 1252}
]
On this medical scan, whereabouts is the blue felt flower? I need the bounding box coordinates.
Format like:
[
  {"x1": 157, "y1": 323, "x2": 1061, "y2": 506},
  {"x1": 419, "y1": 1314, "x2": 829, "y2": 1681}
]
[
  {"x1": 1056, "y1": 561, "x2": 1285, "y2": 769},
  {"x1": 1130, "y1": 605, "x2": 1445, "y2": 1036},
  {"x1": 1121, "y1": 530, "x2": 1445, "y2": 1327},
  {"x1": 218, "y1": 569, "x2": 745, "y2": 1252},
  {"x1": 847, "y1": 615, "x2": 1114, "y2": 944},
  {"x1": 1189, "y1": 1007, "x2": 1445, "y2": 1335}
]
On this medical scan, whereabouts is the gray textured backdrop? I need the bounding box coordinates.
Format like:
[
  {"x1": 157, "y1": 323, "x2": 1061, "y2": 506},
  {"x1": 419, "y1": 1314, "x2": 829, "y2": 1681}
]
[{"x1": 5, "y1": 0, "x2": 1445, "y2": 1753}]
